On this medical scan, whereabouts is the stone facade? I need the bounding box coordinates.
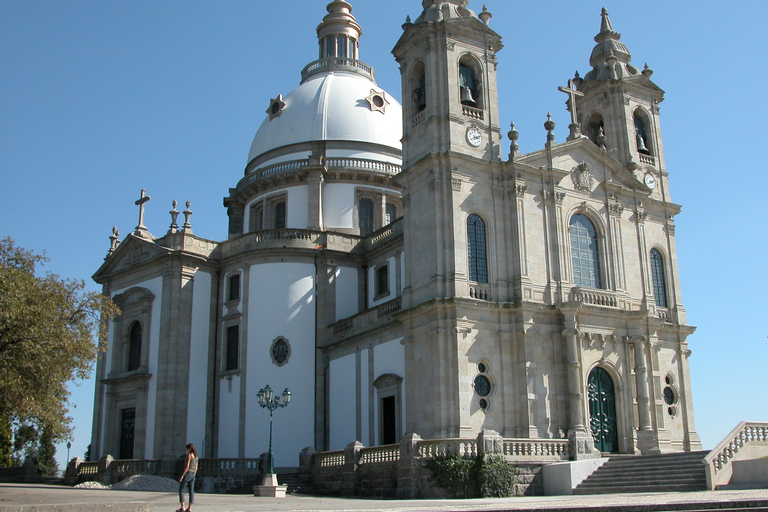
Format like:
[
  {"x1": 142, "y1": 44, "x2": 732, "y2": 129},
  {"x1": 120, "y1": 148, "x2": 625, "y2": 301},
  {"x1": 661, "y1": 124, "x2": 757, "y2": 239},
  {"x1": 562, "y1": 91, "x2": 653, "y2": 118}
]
[{"x1": 90, "y1": 1, "x2": 700, "y2": 472}]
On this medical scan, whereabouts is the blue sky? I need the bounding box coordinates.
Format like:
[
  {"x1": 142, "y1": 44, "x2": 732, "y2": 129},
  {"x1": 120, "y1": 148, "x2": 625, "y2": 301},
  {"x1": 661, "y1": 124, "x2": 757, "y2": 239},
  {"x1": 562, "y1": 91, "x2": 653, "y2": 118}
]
[{"x1": 2, "y1": 1, "x2": 766, "y2": 471}]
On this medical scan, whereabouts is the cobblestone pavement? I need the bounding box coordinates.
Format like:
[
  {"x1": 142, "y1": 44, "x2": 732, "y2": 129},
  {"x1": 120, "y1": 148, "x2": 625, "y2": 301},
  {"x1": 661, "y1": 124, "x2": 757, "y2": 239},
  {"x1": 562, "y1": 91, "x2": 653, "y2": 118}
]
[{"x1": 1, "y1": 484, "x2": 767, "y2": 512}]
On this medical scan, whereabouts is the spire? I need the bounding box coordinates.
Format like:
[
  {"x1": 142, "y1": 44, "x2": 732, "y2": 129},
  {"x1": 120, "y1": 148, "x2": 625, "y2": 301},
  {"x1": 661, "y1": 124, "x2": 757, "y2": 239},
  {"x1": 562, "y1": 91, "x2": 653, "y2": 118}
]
[{"x1": 589, "y1": 7, "x2": 631, "y2": 68}]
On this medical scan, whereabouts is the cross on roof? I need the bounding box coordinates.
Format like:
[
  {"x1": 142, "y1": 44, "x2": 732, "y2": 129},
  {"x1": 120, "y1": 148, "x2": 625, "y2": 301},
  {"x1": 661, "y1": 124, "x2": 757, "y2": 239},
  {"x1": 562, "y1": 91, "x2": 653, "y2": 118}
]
[
  {"x1": 558, "y1": 79, "x2": 585, "y2": 126},
  {"x1": 134, "y1": 189, "x2": 151, "y2": 236}
]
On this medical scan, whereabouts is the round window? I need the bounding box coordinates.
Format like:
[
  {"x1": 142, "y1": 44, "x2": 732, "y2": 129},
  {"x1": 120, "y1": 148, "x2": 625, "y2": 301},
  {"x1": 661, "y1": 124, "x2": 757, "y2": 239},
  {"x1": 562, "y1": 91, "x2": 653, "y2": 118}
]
[
  {"x1": 477, "y1": 362, "x2": 487, "y2": 374},
  {"x1": 479, "y1": 398, "x2": 488, "y2": 410},
  {"x1": 372, "y1": 95, "x2": 385, "y2": 108},
  {"x1": 663, "y1": 386, "x2": 675, "y2": 405},
  {"x1": 474, "y1": 375, "x2": 491, "y2": 397}
]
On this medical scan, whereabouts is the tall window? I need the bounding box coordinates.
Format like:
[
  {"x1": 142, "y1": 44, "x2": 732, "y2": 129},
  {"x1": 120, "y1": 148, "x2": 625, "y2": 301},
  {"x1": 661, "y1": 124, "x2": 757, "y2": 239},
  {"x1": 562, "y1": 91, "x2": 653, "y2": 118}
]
[
  {"x1": 249, "y1": 204, "x2": 263, "y2": 232},
  {"x1": 359, "y1": 198, "x2": 374, "y2": 236},
  {"x1": 226, "y1": 325, "x2": 239, "y2": 371},
  {"x1": 467, "y1": 214, "x2": 488, "y2": 283},
  {"x1": 228, "y1": 274, "x2": 240, "y2": 302},
  {"x1": 376, "y1": 265, "x2": 389, "y2": 297},
  {"x1": 274, "y1": 201, "x2": 286, "y2": 229},
  {"x1": 570, "y1": 214, "x2": 601, "y2": 288},
  {"x1": 385, "y1": 202, "x2": 397, "y2": 225},
  {"x1": 650, "y1": 248, "x2": 668, "y2": 308},
  {"x1": 127, "y1": 321, "x2": 142, "y2": 371}
]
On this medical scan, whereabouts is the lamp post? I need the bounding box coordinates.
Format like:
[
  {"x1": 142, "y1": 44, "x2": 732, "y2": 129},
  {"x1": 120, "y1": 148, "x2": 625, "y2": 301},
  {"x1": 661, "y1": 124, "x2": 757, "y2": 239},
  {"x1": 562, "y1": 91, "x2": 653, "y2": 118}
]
[
  {"x1": 66, "y1": 441, "x2": 71, "y2": 462},
  {"x1": 256, "y1": 385, "x2": 291, "y2": 475}
]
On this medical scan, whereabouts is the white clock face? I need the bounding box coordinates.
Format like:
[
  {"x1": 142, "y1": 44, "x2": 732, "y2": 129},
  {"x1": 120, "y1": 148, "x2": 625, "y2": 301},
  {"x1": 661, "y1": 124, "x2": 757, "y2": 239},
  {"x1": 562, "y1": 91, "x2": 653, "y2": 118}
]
[
  {"x1": 467, "y1": 127, "x2": 482, "y2": 147},
  {"x1": 644, "y1": 173, "x2": 657, "y2": 189}
]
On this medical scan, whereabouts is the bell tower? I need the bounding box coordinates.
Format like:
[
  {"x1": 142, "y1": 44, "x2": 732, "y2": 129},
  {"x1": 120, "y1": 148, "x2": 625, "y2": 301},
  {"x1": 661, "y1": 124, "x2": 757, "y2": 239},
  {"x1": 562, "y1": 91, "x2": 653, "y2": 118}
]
[
  {"x1": 574, "y1": 8, "x2": 667, "y2": 184},
  {"x1": 392, "y1": 1, "x2": 504, "y2": 307}
]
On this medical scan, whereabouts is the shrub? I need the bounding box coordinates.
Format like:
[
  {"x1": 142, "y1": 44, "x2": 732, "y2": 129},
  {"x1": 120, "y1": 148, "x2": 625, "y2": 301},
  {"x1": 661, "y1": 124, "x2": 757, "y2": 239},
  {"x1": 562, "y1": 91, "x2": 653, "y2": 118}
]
[{"x1": 425, "y1": 453, "x2": 515, "y2": 498}]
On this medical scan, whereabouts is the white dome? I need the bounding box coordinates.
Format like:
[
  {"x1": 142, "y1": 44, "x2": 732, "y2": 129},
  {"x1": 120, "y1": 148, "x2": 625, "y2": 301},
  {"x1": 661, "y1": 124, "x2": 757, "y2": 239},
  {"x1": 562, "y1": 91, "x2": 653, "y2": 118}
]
[{"x1": 247, "y1": 71, "x2": 402, "y2": 165}]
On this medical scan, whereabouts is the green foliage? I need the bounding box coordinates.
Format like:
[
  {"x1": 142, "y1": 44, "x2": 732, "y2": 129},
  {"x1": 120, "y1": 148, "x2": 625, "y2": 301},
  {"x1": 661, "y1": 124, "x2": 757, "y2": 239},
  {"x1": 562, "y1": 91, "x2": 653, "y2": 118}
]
[
  {"x1": 0, "y1": 237, "x2": 120, "y2": 467},
  {"x1": 478, "y1": 456, "x2": 515, "y2": 497},
  {"x1": 425, "y1": 453, "x2": 516, "y2": 498}
]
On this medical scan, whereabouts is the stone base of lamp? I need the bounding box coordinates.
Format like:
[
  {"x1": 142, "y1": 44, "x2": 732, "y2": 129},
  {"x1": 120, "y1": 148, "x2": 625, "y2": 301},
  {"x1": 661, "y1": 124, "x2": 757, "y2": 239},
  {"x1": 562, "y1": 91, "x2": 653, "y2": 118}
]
[{"x1": 253, "y1": 473, "x2": 287, "y2": 498}]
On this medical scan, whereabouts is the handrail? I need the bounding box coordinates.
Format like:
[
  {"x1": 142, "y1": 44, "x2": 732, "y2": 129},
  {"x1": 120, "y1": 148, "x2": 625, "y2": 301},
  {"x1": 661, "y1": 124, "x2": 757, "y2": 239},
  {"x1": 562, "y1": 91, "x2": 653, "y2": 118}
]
[{"x1": 703, "y1": 421, "x2": 768, "y2": 489}]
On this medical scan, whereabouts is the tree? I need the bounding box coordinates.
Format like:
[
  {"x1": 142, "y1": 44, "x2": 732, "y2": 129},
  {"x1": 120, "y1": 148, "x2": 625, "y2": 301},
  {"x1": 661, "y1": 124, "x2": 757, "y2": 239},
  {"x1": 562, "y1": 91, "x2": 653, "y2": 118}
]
[{"x1": 0, "y1": 237, "x2": 120, "y2": 467}]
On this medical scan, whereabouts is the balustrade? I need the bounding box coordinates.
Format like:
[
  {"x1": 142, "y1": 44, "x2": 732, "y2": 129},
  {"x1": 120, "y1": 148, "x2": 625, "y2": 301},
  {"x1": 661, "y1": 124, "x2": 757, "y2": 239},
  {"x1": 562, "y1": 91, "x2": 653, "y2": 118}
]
[
  {"x1": 462, "y1": 105, "x2": 484, "y2": 120},
  {"x1": 316, "y1": 451, "x2": 345, "y2": 468},
  {"x1": 359, "y1": 445, "x2": 400, "y2": 464},
  {"x1": 704, "y1": 421, "x2": 768, "y2": 489},
  {"x1": 571, "y1": 287, "x2": 618, "y2": 308},
  {"x1": 411, "y1": 110, "x2": 426, "y2": 127},
  {"x1": 638, "y1": 154, "x2": 656, "y2": 166}
]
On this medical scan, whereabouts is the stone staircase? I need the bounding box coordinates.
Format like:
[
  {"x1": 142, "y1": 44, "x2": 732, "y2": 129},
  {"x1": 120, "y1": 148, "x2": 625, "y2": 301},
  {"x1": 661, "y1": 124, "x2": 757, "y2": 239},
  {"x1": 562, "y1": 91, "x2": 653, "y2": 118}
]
[{"x1": 574, "y1": 451, "x2": 710, "y2": 495}]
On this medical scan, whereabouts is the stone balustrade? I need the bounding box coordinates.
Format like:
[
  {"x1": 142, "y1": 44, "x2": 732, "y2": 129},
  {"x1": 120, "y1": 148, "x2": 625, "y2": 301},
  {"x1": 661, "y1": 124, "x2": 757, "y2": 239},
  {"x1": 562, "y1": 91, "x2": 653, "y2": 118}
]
[
  {"x1": 328, "y1": 297, "x2": 402, "y2": 340},
  {"x1": 367, "y1": 218, "x2": 403, "y2": 250},
  {"x1": 639, "y1": 153, "x2": 656, "y2": 166},
  {"x1": 570, "y1": 287, "x2": 619, "y2": 308},
  {"x1": 704, "y1": 421, "x2": 768, "y2": 489}
]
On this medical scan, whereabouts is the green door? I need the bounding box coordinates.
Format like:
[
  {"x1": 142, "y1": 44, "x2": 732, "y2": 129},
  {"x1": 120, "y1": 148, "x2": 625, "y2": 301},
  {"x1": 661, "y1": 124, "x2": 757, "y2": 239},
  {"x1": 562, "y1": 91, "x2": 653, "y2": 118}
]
[{"x1": 588, "y1": 367, "x2": 618, "y2": 453}]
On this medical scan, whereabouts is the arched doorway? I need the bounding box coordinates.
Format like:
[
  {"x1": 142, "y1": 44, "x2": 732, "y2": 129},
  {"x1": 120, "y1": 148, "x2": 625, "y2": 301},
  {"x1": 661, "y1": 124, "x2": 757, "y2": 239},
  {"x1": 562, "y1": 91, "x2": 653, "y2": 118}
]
[{"x1": 588, "y1": 367, "x2": 618, "y2": 453}]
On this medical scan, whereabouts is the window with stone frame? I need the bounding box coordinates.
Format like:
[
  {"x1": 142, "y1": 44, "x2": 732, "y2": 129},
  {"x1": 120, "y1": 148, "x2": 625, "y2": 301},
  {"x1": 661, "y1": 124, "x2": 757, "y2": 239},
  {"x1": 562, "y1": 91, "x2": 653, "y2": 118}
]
[
  {"x1": 356, "y1": 189, "x2": 402, "y2": 236},
  {"x1": 570, "y1": 214, "x2": 602, "y2": 288},
  {"x1": 273, "y1": 200, "x2": 286, "y2": 229},
  {"x1": 127, "y1": 321, "x2": 142, "y2": 372},
  {"x1": 375, "y1": 264, "x2": 389, "y2": 298},
  {"x1": 248, "y1": 194, "x2": 287, "y2": 231},
  {"x1": 227, "y1": 273, "x2": 241, "y2": 302},
  {"x1": 634, "y1": 110, "x2": 652, "y2": 155},
  {"x1": 249, "y1": 203, "x2": 263, "y2": 232},
  {"x1": 410, "y1": 61, "x2": 427, "y2": 115},
  {"x1": 650, "y1": 248, "x2": 668, "y2": 308},
  {"x1": 467, "y1": 214, "x2": 488, "y2": 283},
  {"x1": 225, "y1": 325, "x2": 239, "y2": 371}
]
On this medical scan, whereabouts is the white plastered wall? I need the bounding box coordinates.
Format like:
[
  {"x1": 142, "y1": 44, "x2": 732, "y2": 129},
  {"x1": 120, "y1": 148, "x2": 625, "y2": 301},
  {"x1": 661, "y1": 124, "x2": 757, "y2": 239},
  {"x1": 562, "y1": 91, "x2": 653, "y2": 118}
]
[
  {"x1": 334, "y1": 266, "x2": 358, "y2": 321},
  {"x1": 217, "y1": 375, "x2": 241, "y2": 458},
  {"x1": 245, "y1": 263, "x2": 315, "y2": 466},
  {"x1": 186, "y1": 271, "x2": 211, "y2": 454},
  {"x1": 329, "y1": 354, "x2": 357, "y2": 450}
]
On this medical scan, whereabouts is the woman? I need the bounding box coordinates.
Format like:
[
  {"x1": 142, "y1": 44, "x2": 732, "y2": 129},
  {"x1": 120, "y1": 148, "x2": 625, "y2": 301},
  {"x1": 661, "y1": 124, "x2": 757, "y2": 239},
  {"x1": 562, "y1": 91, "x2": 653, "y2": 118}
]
[{"x1": 177, "y1": 443, "x2": 198, "y2": 512}]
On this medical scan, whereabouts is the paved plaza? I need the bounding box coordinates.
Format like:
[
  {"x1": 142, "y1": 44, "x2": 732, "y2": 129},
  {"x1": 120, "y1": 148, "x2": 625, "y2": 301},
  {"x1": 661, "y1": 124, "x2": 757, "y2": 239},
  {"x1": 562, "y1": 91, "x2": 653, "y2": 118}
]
[{"x1": 1, "y1": 484, "x2": 767, "y2": 512}]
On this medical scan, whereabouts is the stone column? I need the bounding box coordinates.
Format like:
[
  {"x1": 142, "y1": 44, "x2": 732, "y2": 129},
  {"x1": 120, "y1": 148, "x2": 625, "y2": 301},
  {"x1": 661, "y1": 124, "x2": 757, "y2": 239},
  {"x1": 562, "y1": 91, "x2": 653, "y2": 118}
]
[
  {"x1": 632, "y1": 336, "x2": 659, "y2": 453},
  {"x1": 562, "y1": 308, "x2": 598, "y2": 460},
  {"x1": 342, "y1": 441, "x2": 363, "y2": 497}
]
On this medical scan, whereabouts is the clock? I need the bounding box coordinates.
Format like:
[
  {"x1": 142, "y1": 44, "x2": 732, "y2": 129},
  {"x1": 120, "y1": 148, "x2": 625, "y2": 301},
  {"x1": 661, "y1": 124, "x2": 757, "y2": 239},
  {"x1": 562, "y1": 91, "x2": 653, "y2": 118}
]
[
  {"x1": 644, "y1": 173, "x2": 657, "y2": 190},
  {"x1": 467, "y1": 126, "x2": 482, "y2": 147}
]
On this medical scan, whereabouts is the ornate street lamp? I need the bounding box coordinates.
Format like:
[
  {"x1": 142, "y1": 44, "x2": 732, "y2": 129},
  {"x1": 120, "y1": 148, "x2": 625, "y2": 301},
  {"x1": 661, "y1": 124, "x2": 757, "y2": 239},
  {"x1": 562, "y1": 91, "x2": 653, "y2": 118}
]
[
  {"x1": 257, "y1": 385, "x2": 291, "y2": 475},
  {"x1": 66, "y1": 441, "x2": 71, "y2": 461}
]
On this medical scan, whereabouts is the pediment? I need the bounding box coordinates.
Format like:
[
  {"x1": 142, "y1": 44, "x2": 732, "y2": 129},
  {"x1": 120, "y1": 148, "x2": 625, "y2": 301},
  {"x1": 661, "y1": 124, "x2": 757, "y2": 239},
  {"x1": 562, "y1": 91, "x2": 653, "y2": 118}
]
[
  {"x1": 516, "y1": 138, "x2": 651, "y2": 196},
  {"x1": 93, "y1": 234, "x2": 171, "y2": 281}
]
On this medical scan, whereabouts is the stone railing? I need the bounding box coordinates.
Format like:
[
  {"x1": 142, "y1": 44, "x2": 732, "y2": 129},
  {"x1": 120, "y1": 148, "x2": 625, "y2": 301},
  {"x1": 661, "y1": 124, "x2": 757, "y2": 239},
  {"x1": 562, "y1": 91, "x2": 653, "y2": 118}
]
[
  {"x1": 328, "y1": 297, "x2": 402, "y2": 340},
  {"x1": 309, "y1": 430, "x2": 567, "y2": 499},
  {"x1": 367, "y1": 218, "x2": 403, "y2": 250},
  {"x1": 411, "y1": 110, "x2": 426, "y2": 127},
  {"x1": 468, "y1": 284, "x2": 490, "y2": 301},
  {"x1": 570, "y1": 287, "x2": 619, "y2": 308},
  {"x1": 301, "y1": 57, "x2": 375, "y2": 83},
  {"x1": 462, "y1": 105, "x2": 484, "y2": 120},
  {"x1": 324, "y1": 158, "x2": 401, "y2": 176},
  {"x1": 197, "y1": 457, "x2": 261, "y2": 476},
  {"x1": 359, "y1": 444, "x2": 400, "y2": 464},
  {"x1": 639, "y1": 153, "x2": 656, "y2": 167},
  {"x1": 703, "y1": 421, "x2": 768, "y2": 489}
]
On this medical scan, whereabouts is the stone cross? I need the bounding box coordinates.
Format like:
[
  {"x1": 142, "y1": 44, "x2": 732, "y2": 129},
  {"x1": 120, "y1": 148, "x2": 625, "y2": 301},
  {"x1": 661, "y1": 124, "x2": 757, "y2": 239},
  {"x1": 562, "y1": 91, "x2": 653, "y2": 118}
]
[
  {"x1": 134, "y1": 189, "x2": 151, "y2": 236},
  {"x1": 558, "y1": 79, "x2": 585, "y2": 140},
  {"x1": 558, "y1": 79, "x2": 584, "y2": 125}
]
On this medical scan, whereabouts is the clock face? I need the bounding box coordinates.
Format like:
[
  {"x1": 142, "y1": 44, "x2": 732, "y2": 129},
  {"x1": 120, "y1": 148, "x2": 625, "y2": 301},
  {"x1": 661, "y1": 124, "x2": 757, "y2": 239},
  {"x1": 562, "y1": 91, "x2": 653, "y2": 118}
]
[
  {"x1": 467, "y1": 127, "x2": 482, "y2": 147},
  {"x1": 644, "y1": 173, "x2": 657, "y2": 189}
]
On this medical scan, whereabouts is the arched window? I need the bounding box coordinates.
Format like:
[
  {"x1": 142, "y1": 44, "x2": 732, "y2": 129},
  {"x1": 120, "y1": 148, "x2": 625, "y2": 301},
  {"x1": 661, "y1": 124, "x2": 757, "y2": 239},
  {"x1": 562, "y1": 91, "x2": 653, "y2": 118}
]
[
  {"x1": 634, "y1": 111, "x2": 651, "y2": 155},
  {"x1": 570, "y1": 214, "x2": 601, "y2": 288},
  {"x1": 649, "y1": 248, "x2": 668, "y2": 308},
  {"x1": 127, "y1": 321, "x2": 142, "y2": 371},
  {"x1": 459, "y1": 62, "x2": 480, "y2": 107},
  {"x1": 587, "y1": 113, "x2": 605, "y2": 145},
  {"x1": 467, "y1": 214, "x2": 488, "y2": 283},
  {"x1": 411, "y1": 63, "x2": 427, "y2": 113}
]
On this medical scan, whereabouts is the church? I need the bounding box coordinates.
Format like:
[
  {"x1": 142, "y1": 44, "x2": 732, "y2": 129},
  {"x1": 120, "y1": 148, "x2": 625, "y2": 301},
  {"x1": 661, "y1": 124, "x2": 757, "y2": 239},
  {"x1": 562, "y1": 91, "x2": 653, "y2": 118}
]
[{"x1": 90, "y1": 0, "x2": 701, "y2": 468}]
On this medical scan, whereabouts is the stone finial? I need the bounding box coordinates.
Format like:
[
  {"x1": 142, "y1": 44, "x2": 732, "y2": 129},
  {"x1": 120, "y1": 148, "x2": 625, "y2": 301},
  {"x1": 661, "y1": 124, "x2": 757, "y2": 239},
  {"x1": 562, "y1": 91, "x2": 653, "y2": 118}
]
[
  {"x1": 479, "y1": 5, "x2": 492, "y2": 26},
  {"x1": 507, "y1": 121, "x2": 520, "y2": 160},
  {"x1": 108, "y1": 226, "x2": 121, "y2": 255},
  {"x1": 595, "y1": 126, "x2": 607, "y2": 149},
  {"x1": 642, "y1": 63, "x2": 654, "y2": 78},
  {"x1": 182, "y1": 200, "x2": 193, "y2": 234},
  {"x1": 572, "y1": 70, "x2": 583, "y2": 89},
  {"x1": 545, "y1": 113, "x2": 556, "y2": 146},
  {"x1": 168, "y1": 199, "x2": 179, "y2": 234}
]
